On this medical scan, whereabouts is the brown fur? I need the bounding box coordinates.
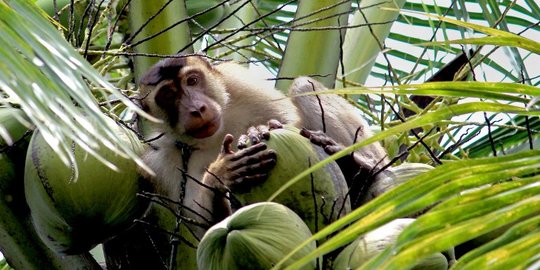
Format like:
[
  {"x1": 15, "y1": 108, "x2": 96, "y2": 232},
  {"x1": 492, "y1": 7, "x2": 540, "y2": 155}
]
[
  {"x1": 139, "y1": 56, "x2": 388, "y2": 236},
  {"x1": 139, "y1": 56, "x2": 301, "y2": 236},
  {"x1": 290, "y1": 77, "x2": 389, "y2": 171}
]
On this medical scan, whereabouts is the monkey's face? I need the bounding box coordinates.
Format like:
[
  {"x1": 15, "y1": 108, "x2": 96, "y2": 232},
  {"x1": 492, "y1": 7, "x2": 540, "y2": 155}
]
[{"x1": 139, "y1": 56, "x2": 229, "y2": 139}]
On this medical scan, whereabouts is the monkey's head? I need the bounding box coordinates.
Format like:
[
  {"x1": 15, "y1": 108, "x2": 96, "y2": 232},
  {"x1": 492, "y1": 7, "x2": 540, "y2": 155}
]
[{"x1": 139, "y1": 55, "x2": 229, "y2": 140}]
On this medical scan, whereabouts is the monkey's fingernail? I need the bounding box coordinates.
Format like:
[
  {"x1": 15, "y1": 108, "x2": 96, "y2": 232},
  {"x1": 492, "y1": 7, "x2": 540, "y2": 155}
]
[
  {"x1": 247, "y1": 126, "x2": 257, "y2": 134},
  {"x1": 268, "y1": 119, "x2": 283, "y2": 129},
  {"x1": 255, "y1": 142, "x2": 267, "y2": 149},
  {"x1": 267, "y1": 149, "x2": 277, "y2": 157},
  {"x1": 238, "y1": 134, "x2": 249, "y2": 148},
  {"x1": 324, "y1": 146, "x2": 337, "y2": 155}
]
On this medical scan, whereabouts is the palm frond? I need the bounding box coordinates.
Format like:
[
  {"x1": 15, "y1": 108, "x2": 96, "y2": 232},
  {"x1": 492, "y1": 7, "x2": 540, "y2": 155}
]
[{"x1": 0, "y1": 0, "x2": 153, "y2": 175}]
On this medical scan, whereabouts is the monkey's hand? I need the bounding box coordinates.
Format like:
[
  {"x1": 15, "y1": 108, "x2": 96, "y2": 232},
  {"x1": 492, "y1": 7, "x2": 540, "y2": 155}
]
[
  {"x1": 300, "y1": 128, "x2": 360, "y2": 181},
  {"x1": 301, "y1": 128, "x2": 392, "y2": 208},
  {"x1": 301, "y1": 128, "x2": 387, "y2": 172},
  {"x1": 237, "y1": 119, "x2": 283, "y2": 149},
  {"x1": 203, "y1": 134, "x2": 277, "y2": 193}
]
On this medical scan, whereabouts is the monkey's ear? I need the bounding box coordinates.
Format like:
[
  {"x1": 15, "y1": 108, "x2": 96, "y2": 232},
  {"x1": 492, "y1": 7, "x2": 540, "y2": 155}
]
[
  {"x1": 139, "y1": 55, "x2": 188, "y2": 86},
  {"x1": 139, "y1": 64, "x2": 163, "y2": 86}
]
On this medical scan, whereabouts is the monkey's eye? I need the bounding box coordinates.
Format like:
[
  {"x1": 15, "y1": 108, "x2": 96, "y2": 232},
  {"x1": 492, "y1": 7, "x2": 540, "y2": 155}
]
[
  {"x1": 155, "y1": 88, "x2": 176, "y2": 107},
  {"x1": 186, "y1": 76, "x2": 199, "y2": 86}
]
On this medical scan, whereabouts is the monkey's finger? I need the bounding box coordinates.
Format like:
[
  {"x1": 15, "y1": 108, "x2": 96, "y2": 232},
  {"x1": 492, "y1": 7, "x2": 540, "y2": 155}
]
[
  {"x1": 301, "y1": 128, "x2": 339, "y2": 147},
  {"x1": 299, "y1": 127, "x2": 314, "y2": 138},
  {"x1": 234, "y1": 157, "x2": 277, "y2": 175},
  {"x1": 229, "y1": 174, "x2": 269, "y2": 193},
  {"x1": 256, "y1": 124, "x2": 270, "y2": 140},
  {"x1": 247, "y1": 126, "x2": 260, "y2": 144},
  {"x1": 230, "y1": 142, "x2": 268, "y2": 161},
  {"x1": 221, "y1": 134, "x2": 235, "y2": 154},
  {"x1": 314, "y1": 135, "x2": 339, "y2": 147},
  {"x1": 230, "y1": 149, "x2": 277, "y2": 170},
  {"x1": 300, "y1": 128, "x2": 328, "y2": 139},
  {"x1": 267, "y1": 119, "x2": 283, "y2": 130},
  {"x1": 237, "y1": 134, "x2": 249, "y2": 149},
  {"x1": 324, "y1": 145, "x2": 344, "y2": 155}
]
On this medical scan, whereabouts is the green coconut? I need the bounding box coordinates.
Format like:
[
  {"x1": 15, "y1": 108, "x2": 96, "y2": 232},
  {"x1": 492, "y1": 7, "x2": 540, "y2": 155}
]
[
  {"x1": 235, "y1": 126, "x2": 350, "y2": 232},
  {"x1": 0, "y1": 107, "x2": 32, "y2": 214},
  {"x1": 333, "y1": 218, "x2": 448, "y2": 270},
  {"x1": 197, "y1": 202, "x2": 317, "y2": 270},
  {"x1": 0, "y1": 107, "x2": 31, "y2": 148},
  {"x1": 24, "y1": 124, "x2": 150, "y2": 254},
  {"x1": 0, "y1": 154, "x2": 15, "y2": 190},
  {"x1": 364, "y1": 162, "x2": 434, "y2": 202}
]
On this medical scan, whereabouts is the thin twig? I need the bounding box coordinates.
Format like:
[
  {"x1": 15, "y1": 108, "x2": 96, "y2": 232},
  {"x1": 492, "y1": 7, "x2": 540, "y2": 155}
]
[
  {"x1": 102, "y1": 0, "x2": 131, "y2": 58},
  {"x1": 269, "y1": 74, "x2": 332, "y2": 81},
  {"x1": 202, "y1": 0, "x2": 297, "y2": 53},
  {"x1": 338, "y1": 15, "x2": 346, "y2": 88},
  {"x1": 75, "y1": 0, "x2": 95, "y2": 46},
  {"x1": 129, "y1": 0, "x2": 231, "y2": 47},
  {"x1": 384, "y1": 99, "x2": 442, "y2": 164},
  {"x1": 484, "y1": 112, "x2": 497, "y2": 156},
  {"x1": 308, "y1": 158, "x2": 319, "y2": 236},
  {"x1": 437, "y1": 127, "x2": 479, "y2": 159},
  {"x1": 139, "y1": 191, "x2": 212, "y2": 226},
  {"x1": 125, "y1": 0, "x2": 175, "y2": 44},
  {"x1": 135, "y1": 219, "x2": 198, "y2": 249},
  {"x1": 308, "y1": 81, "x2": 326, "y2": 133},
  {"x1": 83, "y1": 0, "x2": 106, "y2": 58}
]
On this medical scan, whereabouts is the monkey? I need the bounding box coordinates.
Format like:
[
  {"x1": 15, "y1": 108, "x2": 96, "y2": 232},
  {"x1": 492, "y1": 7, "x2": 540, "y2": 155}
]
[
  {"x1": 104, "y1": 55, "x2": 306, "y2": 269},
  {"x1": 104, "y1": 55, "x2": 390, "y2": 269},
  {"x1": 136, "y1": 55, "x2": 303, "y2": 227},
  {"x1": 106, "y1": 52, "x2": 477, "y2": 269},
  {"x1": 137, "y1": 56, "x2": 392, "y2": 224}
]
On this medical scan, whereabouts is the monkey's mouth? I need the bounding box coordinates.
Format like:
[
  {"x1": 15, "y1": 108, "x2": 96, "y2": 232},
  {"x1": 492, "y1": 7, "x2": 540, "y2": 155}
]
[{"x1": 186, "y1": 116, "x2": 221, "y2": 139}]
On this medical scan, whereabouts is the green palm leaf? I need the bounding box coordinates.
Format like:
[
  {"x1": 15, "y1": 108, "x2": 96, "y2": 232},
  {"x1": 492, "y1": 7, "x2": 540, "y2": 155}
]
[
  {"x1": 0, "y1": 0, "x2": 154, "y2": 175},
  {"x1": 2, "y1": 0, "x2": 540, "y2": 268}
]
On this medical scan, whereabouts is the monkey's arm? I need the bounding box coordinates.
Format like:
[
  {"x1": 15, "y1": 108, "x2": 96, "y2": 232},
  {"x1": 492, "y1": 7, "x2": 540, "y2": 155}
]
[
  {"x1": 300, "y1": 128, "x2": 387, "y2": 208},
  {"x1": 289, "y1": 77, "x2": 389, "y2": 169},
  {"x1": 197, "y1": 134, "x2": 277, "y2": 223},
  {"x1": 300, "y1": 128, "x2": 363, "y2": 180}
]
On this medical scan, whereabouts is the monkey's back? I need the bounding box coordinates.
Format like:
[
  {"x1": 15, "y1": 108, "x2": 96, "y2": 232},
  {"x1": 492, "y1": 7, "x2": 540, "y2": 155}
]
[{"x1": 215, "y1": 62, "x2": 303, "y2": 134}]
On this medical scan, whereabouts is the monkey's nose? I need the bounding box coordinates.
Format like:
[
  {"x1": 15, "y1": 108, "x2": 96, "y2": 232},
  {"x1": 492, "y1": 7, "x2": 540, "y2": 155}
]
[{"x1": 190, "y1": 105, "x2": 207, "y2": 117}]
